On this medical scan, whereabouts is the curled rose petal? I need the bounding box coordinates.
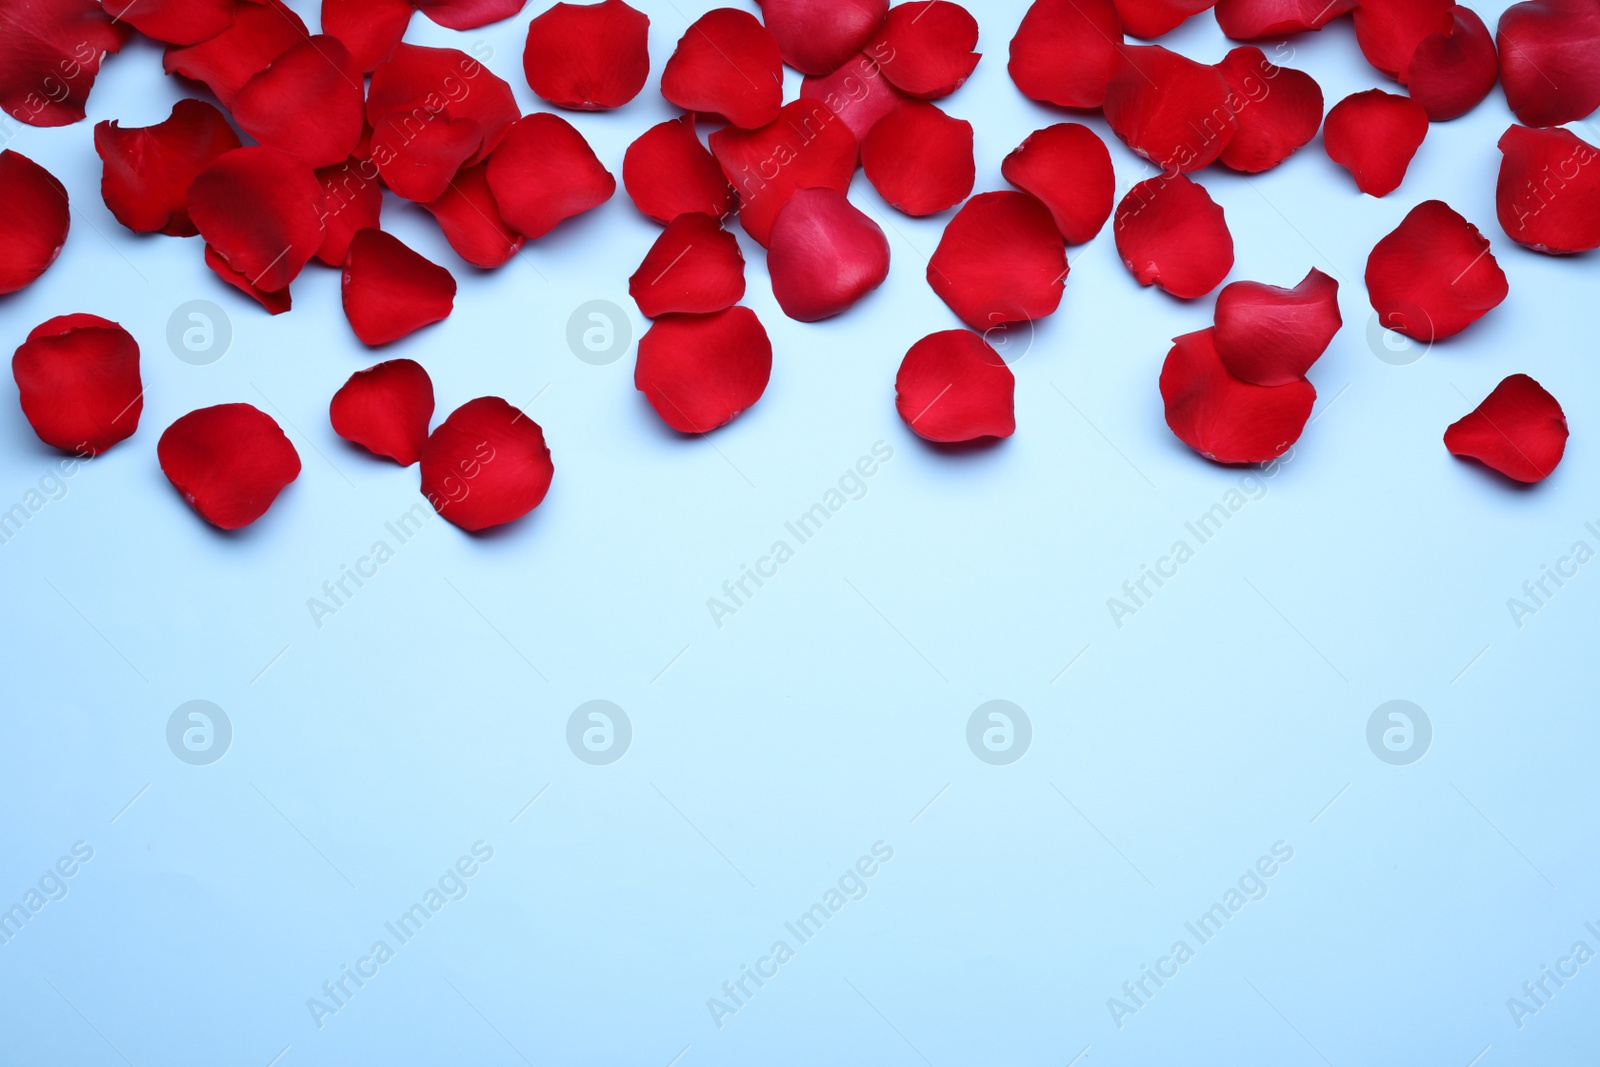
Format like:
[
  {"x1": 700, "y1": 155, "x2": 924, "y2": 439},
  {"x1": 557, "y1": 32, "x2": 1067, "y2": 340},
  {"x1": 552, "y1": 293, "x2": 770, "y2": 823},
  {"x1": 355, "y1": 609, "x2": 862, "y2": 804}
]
[
  {"x1": 420, "y1": 397, "x2": 553, "y2": 531},
  {"x1": 1405, "y1": 6, "x2": 1498, "y2": 119},
  {"x1": 1365, "y1": 199, "x2": 1508, "y2": 340},
  {"x1": 163, "y1": 0, "x2": 307, "y2": 109},
  {"x1": 630, "y1": 212, "x2": 746, "y2": 318},
  {"x1": 233, "y1": 36, "x2": 365, "y2": 168},
  {"x1": 413, "y1": 0, "x2": 528, "y2": 29},
  {"x1": 1104, "y1": 45, "x2": 1236, "y2": 172},
  {"x1": 861, "y1": 101, "x2": 974, "y2": 216},
  {"x1": 1497, "y1": 0, "x2": 1600, "y2": 126},
  {"x1": 118, "y1": 0, "x2": 236, "y2": 45},
  {"x1": 927, "y1": 191, "x2": 1067, "y2": 330},
  {"x1": 367, "y1": 44, "x2": 520, "y2": 167},
  {"x1": 486, "y1": 112, "x2": 616, "y2": 240},
  {"x1": 1496, "y1": 123, "x2": 1600, "y2": 254},
  {"x1": 895, "y1": 329, "x2": 1014, "y2": 442},
  {"x1": 422, "y1": 162, "x2": 525, "y2": 267},
  {"x1": 1213, "y1": 268, "x2": 1342, "y2": 386},
  {"x1": 188, "y1": 146, "x2": 325, "y2": 293},
  {"x1": 768, "y1": 187, "x2": 890, "y2": 321},
  {"x1": 757, "y1": 0, "x2": 888, "y2": 75},
  {"x1": 342, "y1": 228, "x2": 457, "y2": 346},
  {"x1": 623, "y1": 114, "x2": 737, "y2": 225},
  {"x1": 1322, "y1": 89, "x2": 1429, "y2": 197},
  {"x1": 1215, "y1": 0, "x2": 1355, "y2": 37},
  {"x1": 158, "y1": 404, "x2": 302, "y2": 529},
  {"x1": 1160, "y1": 328, "x2": 1315, "y2": 464},
  {"x1": 1113, "y1": 174, "x2": 1233, "y2": 299},
  {"x1": 95, "y1": 100, "x2": 241, "y2": 238},
  {"x1": 1002, "y1": 123, "x2": 1115, "y2": 244},
  {"x1": 315, "y1": 158, "x2": 384, "y2": 266},
  {"x1": 660, "y1": 8, "x2": 784, "y2": 130},
  {"x1": 800, "y1": 52, "x2": 911, "y2": 141},
  {"x1": 322, "y1": 0, "x2": 414, "y2": 71},
  {"x1": 0, "y1": 0, "x2": 128, "y2": 127},
  {"x1": 866, "y1": 1, "x2": 980, "y2": 99},
  {"x1": 205, "y1": 243, "x2": 292, "y2": 315},
  {"x1": 635, "y1": 307, "x2": 773, "y2": 433},
  {"x1": 1444, "y1": 373, "x2": 1568, "y2": 483},
  {"x1": 708, "y1": 100, "x2": 858, "y2": 247},
  {"x1": 12, "y1": 314, "x2": 141, "y2": 455},
  {"x1": 1114, "y1": 0, "x2": 1217, "y2": 38},
  {"x1": 523, "y1": 0, "x2": 650, "y2": 110},
  {"x1": 330, "y1": 358, "x2": 435, "y2": 466},
  {"x1": 0, "y1": 150, "x2": 70, "y2": 294},
  {"x1": 1353, "y1": 0, "x2": 1454, "y2": 79},
  {"x1": 1007, "y1": 0, "x2": 1124, "y2": 109},
  {"x1": 1215, "y1": 46, "x2": 1324, "y2": 173}
]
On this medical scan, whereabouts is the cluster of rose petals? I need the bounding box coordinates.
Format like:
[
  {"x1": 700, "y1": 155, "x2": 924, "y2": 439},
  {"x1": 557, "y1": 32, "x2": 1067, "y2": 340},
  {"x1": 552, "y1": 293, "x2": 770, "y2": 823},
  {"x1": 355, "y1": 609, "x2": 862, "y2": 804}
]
[{"x1": 1445, "y1": 374, "x2": 1569, "y2": 483}]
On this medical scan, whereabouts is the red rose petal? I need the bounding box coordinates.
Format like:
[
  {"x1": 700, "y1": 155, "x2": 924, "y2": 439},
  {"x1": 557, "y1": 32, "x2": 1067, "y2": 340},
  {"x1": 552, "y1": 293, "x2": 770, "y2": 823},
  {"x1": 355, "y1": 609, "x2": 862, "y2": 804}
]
[
  {"x1": 1444, "y1": 373, "x2": 1568, "y2": 483},
  {"x1": 1213, "y1": 268, "x2": 1342, "y2": 386},
  {"x1": 367, "y1": 44, "x2": 520, "y2": 167},
  {"x1": 623, "y1": 114, "x2": 737, "y2": 225},
  {"x1": 523, "y1": 0, "x2": 650, "y2": 110},
  {"x1": 204, "y1": 243, "x2": 293, "y2": 315},
  {"x1": 768, "y1": 187, "x2": 890, "y2": 321},
  {"x1": 1322, "y1": 89, "x2": 1429, "y2": 197},
  {"x1": 163, "y1": 0, "x2": 307, "y2": 109},
  {"x1": 232, "y1": 36, "x2": 364, "y2": 169},
  {"x1": 1405, "y1": 6, "x2": 1498, "y2": 119},
  {"x1": 1215, "y1": 0, "x2": 1355, "y2": 37},
  {"x1": 188, "y1": 146, "x2": 325, "y2": 293},
  {"x1": 0, "y1": 150, "x2": 70, "y2": 294},
  {"x1": 1104, "y1": 44, "x2": 1236, "y2": 172},
  {"x1": 117, "y1": 0, "x2": 236, "y2": 45},
  {"x1": 322, "y1": 0, "x2": 414, "y2": 72},
  {"x1": 315, "y1": 157, "x2": 384, "y2": 266},
  {"x1": 708, "y1": 100, "x2": 859, "y2": 247},
  {"x1": 1365, "y1": 199, "x2": 1508, "y2": 340},
  {"x1": 1113, "y1": 174, "x2": 1234, "y2": 299},
  {"x1": 12, "y1": 314, "x2": 141, "y2": 455},
  {"x1": 158, "y1": 404, "x2": 302, "y2": 529},
  {"x1": 894, "y1": 329, "x2": 1015, "y2": 443},
  {"x1": 1215, "y1": 46, "x2": 1325, "y2": 173},
  {"x1": 866, "y1": 1, "x2": 980, "y2": 99},
  {"x1": 413, "y1": 0, "x2": 527, "y2": 29},
  {"x1": 927, "y1": 191, "x2": 1067, "y2": 330},
  {"x1": 660, "y1": 8, "x2": 784, "y2": 130},
  {"x1": 861, "y1": 100, "x2": 974, "y2": 216},
  {"x1": 634, "y1": 307, "x2": 773, "y2": 433},
  {"x1": 1114, "y1": 0, "x2": 1216, "y2": 38},
  {"x1": 1007, "y1": 0, "x2": 1124, "y2": 109},
  {"x1": 422, "y1": 162, "x2": 526, "y2": 267},
  {"x1": 757, "y1": 0, "x2": 888, "y2": 75},
  {"x1": 329, "y1": 358, "x2": 435, "y2": 466},
  {"x1": 485, "y1": 112, "x2": 616, "y2": 240},
  {"x1": 0, "y1": 0, "x2": 128, "y2": 127},
  {"x1": 371, "y1": 112, "x2": 484, "y2": 203},
  {"x1": 1352, "y1": 0, "x2": 1454, "y2": 79},
  {"x1": 1497, "y1": 0, "x2": 1600, "y2": 126},
  {"x1": 629, "y1": 212, "x2": 746, "y2": 318},
  {"x1": 420, "y1": 397, "x2": 553, "y2": 531},
  {"x1": 800, "y1": 52, "x2": 912, "y2": 141},
  {"x1": 1161, "y1": 328, "x2": 1315, "y2": 464},
  {"x1": 95, "y1": 100, "x2": 242, "y2": 239},
  {"x1": 341, "y1": 228, "x2": 457, "y2": 346},
  {"x1": 1002, "y1": 124, "x2": 1115, "y2": 244},
  {"x1": 1496, "y1": 123, "x2": 1600, "y2": 254}
]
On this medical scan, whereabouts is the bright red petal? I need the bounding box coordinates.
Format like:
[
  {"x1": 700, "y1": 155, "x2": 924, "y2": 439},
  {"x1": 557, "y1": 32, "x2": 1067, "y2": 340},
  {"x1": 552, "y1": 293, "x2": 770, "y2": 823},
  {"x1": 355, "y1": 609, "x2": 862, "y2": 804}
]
[
  {"x1": 1213, "y1": 268, "x2": 1341, "y2": 386},
  {"x1": 12, "y1": 314, "x2": 141, "y2": 455},
  {"x1": 204, "y1": 243, "x2": 293, "y2": 314},
  {"x1": 315, "y1": 157, "x2": 384, "y2": 266},
  {"x1": 1113, "y1": 174, "x2": 1234, "y2": 299},
  {"x1": 635, "y1": 307, "x2": 773, "y2": 433},
  {"x1": 158, "y1": 404, "x2": 302, "y2": 529},
  {"x1": 895, "y1": 329, "x2": 1014, "y2": 442},
  {"x1": 757, "y1": 0, "x2": 888, "y2": 75},
  {"x1": 629, "y1": 212, "x2": 746, "y2": 318},
  {"x1": 927, "y1": 191, "x2": 1067, "y2": 330},
  {"x1": 420, "y1": 397, "x2": 553, "y2": 531},
  {"x1": 1114, "y1": 0, "x2": 1216, "y2": 38},
  {"x1": 708, "y1": 100, "x2": 858, "y2": 246},
  {"x1": 342, "y1": 228, "x2": 457, "y2": 345},
  {"x1": 163, "y1": 0, "x2": 306, "y2": 109},
  {"x1": 623, "y1": 114, "x2": 737, "y2": 225},
  {"x1": 1215, "y1": 46, "x2": 1324, "y2": 173},
  {"x1": 660, "y1": 8, "x2": 784, "y2": 130},
  {"x1": 861, "y1": 100, "x2": 974, "y2": 216},
  {"x1": 423, "y1": 162, "x2": 525, "y2": 267},
  {"x1": 485, "y1": 112, "x2": 616, "y2": 240},
  {"x1": 1353, "y1": 0, "x2": 1454, "y2": 79},
  {"x1": 1444, "y1": 373, "x2": 1568, "y2": 483},
  {"x1": 1365, "y1": 199, "x2": 1508, "y2": 340},
  {"x1": 322, "y1": 0, "x2": 413, "y2": 71},
  {"x1": 188, "y1": 146, "x2": 324, "y2": 293},
  {"x1": 367, "y1": 44, "x2": 520, "y2": 166},
  {"x1": 1322, "y1": 89, "x2": 1429, "y2": 197},
  {"x1": 866, "y1": 1, "x2": 980, "y2": 99},
  {"x1": 232, "y1": 36, "x2": 364, "y2": 169},
  {"x1": 524, "y1": 0, "x2": 651, "y2": 110},
  {"x1": 1405, "y1": 5, "x2": 1498, "y2": 119},
  {"x1": 1007, "y1": 0, "x2": 1124, "y2": 109},
  {"x1": 0, "y1": 151, "x2": 70, "y2": 294},
  {"x1": 329, "y1": 358, "x2": 435, "y2": 465},
  {"x1": 1496, "y1": 123, "x2": 1600, "y2": 254},
  {"x1": 117, "y1": 0, "x2": 236, "y2": 45},
  {"x1": 1497, "y1": 0, "x2": 1600, "y2": 126},
  {"x1": 1215, "y1": 0, "x2": 1354, "y2": 37},
  {"x1": 768, "y1": 188, "x2": 890, "y2": 321},
  {"x1": 0, "y1": 0, "x2": 128, "y2": 127},
  {"x1": 1161, "y1": 328, "x2": 1315, "y2": 464},
  {"x1": 1002, "y1": 123, "x2": 1115, "y2": 244},
  {"x1": 413, "y1": 0, "x2": 527, "y2": 29},
  {"x1": 371, "y1": 113, "x2": 483, "y2": 203},
  {"x1": 800, "y1": 52, "x2": 912, "y2": 140},
  {"x1": 95, "y1": 100, "x2": 241, "y2": 239},
  {"x1": 1104, "y1": 44, "x2": 1236, "y2": 172}
]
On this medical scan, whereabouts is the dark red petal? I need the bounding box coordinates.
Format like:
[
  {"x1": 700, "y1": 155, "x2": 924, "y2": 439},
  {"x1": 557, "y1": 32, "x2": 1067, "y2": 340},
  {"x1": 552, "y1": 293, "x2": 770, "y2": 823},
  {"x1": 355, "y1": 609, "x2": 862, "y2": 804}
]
[
  {"x1": 927, "y1": 191, "x2": 1067, "y2": 330},
  {"x1": 341, "y1": 228, "x2": 457, "y2": 345},
  {"x1": 708, "y1": 100, "x2": 859, "y2": 246},
  {"x1": 370, "y1": 111, "x2": 483, "y2": 203},
  {"x1": 322, "y1": 0, "x2": 413, "y2": 71},
  {"x1": 1161, "y1": 328, "x2": 1315, "y2": 464},
  {"x1": 623, "y1": 114, "x2": 737, "y2": 225},
  {"x1": 0, "y1": 0, "x2": 128, "y2": 127},
  {"x1": 861, "y1": 101, "x2": 974, "y2": 216},
  {"x1": 232, "y1": 36, "x2": 364, "y2": 169},
  {"x1": 661, "y1": 8, "x2": 784, "y2": 129},
  {"x1": 188, "y1": 146, "x2": 324, "y2": 293},
  {"x1": 420, "y1": 397, "x2": 553, "y2": 531},
  {"x1": 757, "y1": 0, "x2": 888, "y2": 75},
  {"x1": 800, "y1": 52, "x2": 911, "y2": 141},
  {"x1": 163, "y1": 0, "x2": 306, "y2": 109},
  {"x1": 1213, "y1": 268, "x2": 1342, "y2": 386},
  {"x1": 894, "y1": 329, "x2": 1014, "y2": 442},
  {"x1": 768, "y1": 188, "x2": 890, "y2": 321},
  {"x1": 158, "y1": 404, "x2": 302, "y2": 529},
  {"x1": 204, "y1": 242, "x2": 293, "y2": 314},
  {"x1": 1114, "y1": 0, "x2": 1216, "y2": 38},
  {"x1": 1352, "y1": 0, "x2": 1454, "y2": 79},
  {"x1": 1405, "y1": 6, "x2": 1498, "y2": 119},
  {"x1": 329, "y1": 358, "x2": 435, "y2": 465},
  {"x1": 866, "y1": 1, "x2": 980, "y2": 99},
  {"x1": 12, "y1": 314, "x2": 141, "y2": 455},
  {"x1": 314, "y1": 157, "x2": 384, "y2": 266},
  {"x1": 1444, "y1": 373, "x2": 1568, "y2": 483},
  {"x1": 413, "y1": 0, "x2": 527, "y2": 29},
  {"x1": 1007, "y1": 0, "x2": 1124, "y2": 109},
  {"x1": 367, "y1": 44, "x2": 520, "y2": 165},
  {"x1": 95, "y1": 100, "x2": 241, "y2": 238},
  {"x1": 117, "y1": 0, "x2": 236, "y2": 45},
  {"x1": 629, "y1": 212, "x2": 746, "y2": 318},
  {"x1": 1113, "y1": 174, "x2": 1234, "y2": 299},
  {"x1": 1497, "y1": 0, "x2": 1600, "y2": 126},
  {"x1": 1214, "y1": 46, "x2": 1324, "y2": 173},
  {"x1": 524, "y1": 0, "x2": 651, "y2": 110},
  {"x1": 1365, "y1": 199, "x2": 1508, "y2": 340},
  {"x1": 635, "y1": 307, "x2": 773, "y2": 433},
  {"x1": 422, "y1": 162, "x2": 525, "y2": 267},
  {"x1": 485, "y1": 113, "x2": 615, "y2": 240},
  {"x1": 1322, "y1": 89, "x2": 1429, "y2": 197},
  {"x1": 0, "y1": 150, "x2": 70, "y2": 294},
  {"x1": 1002, "y1": 124, "x2": 1114, "y2": 244},
  {"x1": 1496, "y1": 123, "x2": 1600, "y2": 254},
  {"x1": 1215, "y1": 0, "x2": 1355, "y2": 37},
  {"x1": 1104, "y1": 44, "x2": 1236, "y2": 172}
]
